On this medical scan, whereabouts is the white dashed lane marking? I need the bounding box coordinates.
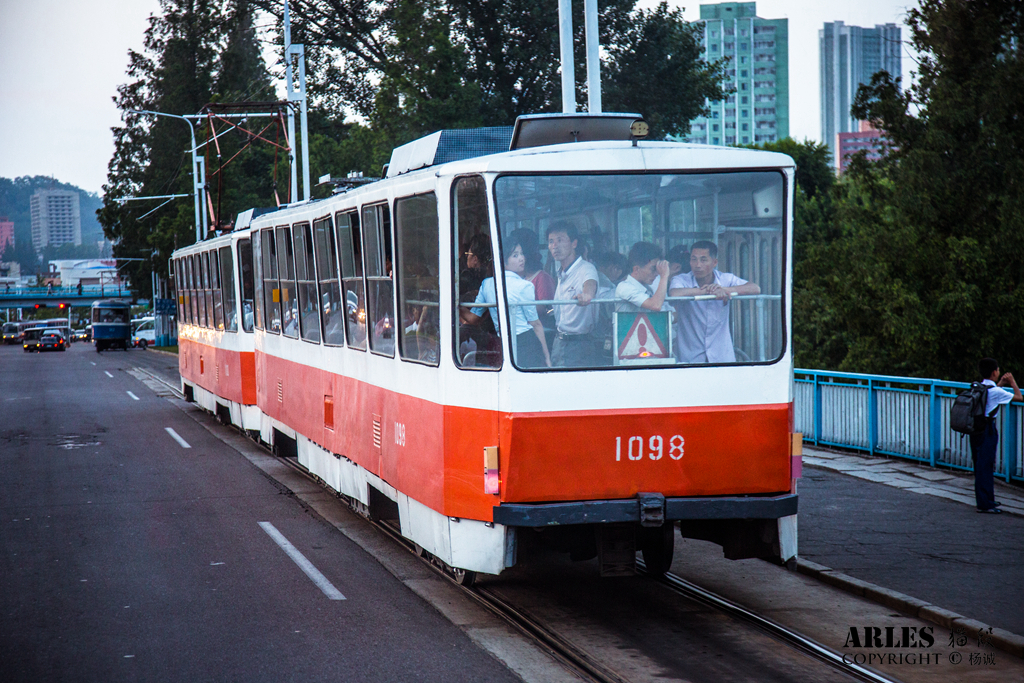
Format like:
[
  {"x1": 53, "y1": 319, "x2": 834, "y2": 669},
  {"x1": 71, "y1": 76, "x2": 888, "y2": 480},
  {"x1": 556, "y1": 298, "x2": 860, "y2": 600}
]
[
  {"x1": 104, "y1": 371, "x2": 113, "y2": 378},
  {"x1": 259, "y1": 522, "x2": 345, "y2": 600},
  {"x1": 164, "y1": 428, "x2": 191, "y2": 449},
  {"x1": 126, "y1": 391, "x2": 139, "y2": 401}
]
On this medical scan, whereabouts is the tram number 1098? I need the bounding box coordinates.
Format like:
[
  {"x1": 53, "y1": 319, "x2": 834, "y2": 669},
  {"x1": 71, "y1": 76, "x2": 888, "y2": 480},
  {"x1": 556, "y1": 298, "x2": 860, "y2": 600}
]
[{"x1": 615, "y1": 435, "x2": 684, "y2": 462}]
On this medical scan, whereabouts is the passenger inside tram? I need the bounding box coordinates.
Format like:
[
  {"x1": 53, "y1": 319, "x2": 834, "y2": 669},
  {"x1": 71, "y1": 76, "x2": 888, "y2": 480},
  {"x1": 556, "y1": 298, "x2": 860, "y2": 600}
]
[
  {"x1": 463, "y1": 233, "x2": 551, "y2": 368},
  {"x1": 508, "y1": 228, "x2": 554, "y2": 332},
  {"x1": 614, "y1": 242, "x2": 672, "y2": 314},
  {"x1": 457, "y1": 233, "x2": 501, "y2": 367},
  {"x1": 669, "y1": 240, "x2": 761, "y2": 364},
  {"x1": 546, "y1": 222, "x2": 602, "y2": 367}
]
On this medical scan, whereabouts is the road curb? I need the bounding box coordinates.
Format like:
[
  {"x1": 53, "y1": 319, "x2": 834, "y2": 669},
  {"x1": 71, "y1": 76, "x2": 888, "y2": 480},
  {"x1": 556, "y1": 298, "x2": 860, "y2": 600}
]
[
  {"x1": 796, "y1": 559, "x2": 1024, "y2": 659},
  {"x1": 146, "y1": 347, "x2": 178, "y2": 358}
]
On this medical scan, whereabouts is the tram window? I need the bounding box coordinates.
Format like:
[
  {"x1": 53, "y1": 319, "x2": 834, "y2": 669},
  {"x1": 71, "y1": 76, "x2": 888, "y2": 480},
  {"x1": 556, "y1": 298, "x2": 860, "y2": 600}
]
[
  {"x1": 190, "y1": 255, "x2": 199, "y2": 326},
  {"x1": 174, "y1": 260, "x2": 184, "y2": 323},
  {"x1": 210, "y1": 250, "x2": 225, "y2": 331},
  {"x1": 293, "y1": 222, "x2": 321, "y2": 343},
  {"x1": 184, "y1": 255, "x2": 193, "y2": 325},
  {"x1": 314, "y1": 216, "x2": 344, "y2": 346},
  {"x1": 362, "y1": 203, "x2": 394, "y2": 357},
  {"x1": 494, "y1": 172, "x2": 787, "y2": 369},
  {"x1": 238, "y1": 238, "x2": 254, "y2": 332},
  {"x1": 616, "y1": 205, "x2": 654, "y2": 255},
  {"x1": 252, "y1": 231, "x2": 264, "y2": 331},
  {"x1": 220, "y1": 246, "x2": 237, "y2": 332},
  {"x1": 261, "y1": 227, "x2": 282, "y2": 333},
  {"x1": 336, "y1": 211, "x2": 366, "y2": 350},
  {"x1": 205, "y1": 251, "x2": 215, "y2": 328},
  {"x1": 206, "y1": 251, "x2": 217, "y2": 328},
  {"x1": 395, "y1": 193, "x2": 439, "y2": 366},
  {"x1": 197, "y1": 253, "x2": 208, "y2": 327},
  {"x1": 452, "y1": 175, "x2": 501, "y2": 370},
  {"x1": 276, "y1": 227, "x2": 298, "y2": 338}
]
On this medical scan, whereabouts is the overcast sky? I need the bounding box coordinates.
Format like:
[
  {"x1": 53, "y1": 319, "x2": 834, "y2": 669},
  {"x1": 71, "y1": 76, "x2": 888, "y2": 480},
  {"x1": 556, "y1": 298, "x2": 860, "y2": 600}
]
[{"x1": 0, "y1": 0, "x2": 919, "y2": 196}]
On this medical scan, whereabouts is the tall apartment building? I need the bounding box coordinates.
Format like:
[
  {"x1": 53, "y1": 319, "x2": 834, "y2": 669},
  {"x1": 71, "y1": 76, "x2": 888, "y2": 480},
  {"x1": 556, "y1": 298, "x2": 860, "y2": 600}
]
[
  {"x1": 30, "y1": 189, "x2": 81, "y2": 250},
  {"x1": 820, "y1": 21, "x2": 900, "y2": 162},
  {"x1": 684, "y1": 2, "x2": 789, "y2": 147},
  {"x1": 0, "y1": 218, "x2": 13, "y2": 254}
]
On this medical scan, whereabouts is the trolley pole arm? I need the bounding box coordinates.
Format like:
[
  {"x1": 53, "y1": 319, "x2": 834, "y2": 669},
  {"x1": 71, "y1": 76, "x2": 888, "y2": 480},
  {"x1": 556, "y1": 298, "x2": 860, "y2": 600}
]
[{"x1": 127, "y1": 109, "x2": 205, "y2": 243}]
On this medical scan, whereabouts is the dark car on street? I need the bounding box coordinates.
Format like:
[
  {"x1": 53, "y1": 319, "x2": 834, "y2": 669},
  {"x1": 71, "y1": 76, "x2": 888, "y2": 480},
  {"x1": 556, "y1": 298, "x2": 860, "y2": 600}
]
[{"x1": 38, "y1": 331, "x2": 67, "y2": 352}]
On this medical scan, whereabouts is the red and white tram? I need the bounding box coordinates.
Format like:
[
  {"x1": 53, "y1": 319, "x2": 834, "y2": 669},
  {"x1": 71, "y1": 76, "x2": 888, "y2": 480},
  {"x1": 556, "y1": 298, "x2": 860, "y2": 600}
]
[{"x1": 172, "y1": 114, "x2": 801, "y2": 583}]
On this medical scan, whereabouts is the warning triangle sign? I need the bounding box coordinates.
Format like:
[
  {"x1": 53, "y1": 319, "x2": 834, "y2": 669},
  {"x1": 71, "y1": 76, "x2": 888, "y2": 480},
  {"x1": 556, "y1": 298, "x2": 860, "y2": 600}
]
[{"x1": 617, "y1": 312, "x2": 669, "y2": 360}]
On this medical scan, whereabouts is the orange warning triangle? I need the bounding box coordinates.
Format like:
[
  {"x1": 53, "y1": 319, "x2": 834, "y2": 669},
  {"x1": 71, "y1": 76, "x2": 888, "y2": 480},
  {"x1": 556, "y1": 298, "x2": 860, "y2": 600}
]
[{"x1": 617, "y1": 312, "x2": 668, "y2": 359}]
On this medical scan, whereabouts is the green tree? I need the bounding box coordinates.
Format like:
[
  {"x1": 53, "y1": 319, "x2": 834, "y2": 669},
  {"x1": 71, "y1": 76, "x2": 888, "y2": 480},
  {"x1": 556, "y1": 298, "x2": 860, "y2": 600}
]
[
  {"x1": 831, "y1": 0, "x2": 1024, "y2": 379},
  {"x1": 740, "y1": 138, "x2": 840, "y2": 370},
  {"x1": 100, "y1": 0, "x2": 226, "y2": 300},
  {"x1": 255, "y1": 0, "x2": 729, "y2": 141}
]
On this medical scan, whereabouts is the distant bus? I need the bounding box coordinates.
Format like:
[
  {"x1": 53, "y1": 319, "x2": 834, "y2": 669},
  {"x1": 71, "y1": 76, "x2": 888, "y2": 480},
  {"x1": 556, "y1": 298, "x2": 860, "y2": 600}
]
[
  {"x1": 3, "y1": 321, "x2": 37, "y2": 344},
  {"x1": 3, "y1": 319, "x2": 70, "y2": 344}
]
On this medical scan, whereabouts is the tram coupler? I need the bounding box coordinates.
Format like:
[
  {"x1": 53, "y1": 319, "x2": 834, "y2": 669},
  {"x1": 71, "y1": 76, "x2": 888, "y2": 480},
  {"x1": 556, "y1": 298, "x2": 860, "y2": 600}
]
[{"x1": 637, "y1": 492, "x2": 666, "y2": 527}]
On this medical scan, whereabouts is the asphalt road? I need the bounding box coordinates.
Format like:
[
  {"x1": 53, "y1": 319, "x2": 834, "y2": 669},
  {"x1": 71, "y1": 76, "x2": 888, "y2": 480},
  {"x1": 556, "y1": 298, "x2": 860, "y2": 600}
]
[{"x1": 0, "y1": 342, "x2": 521, "y2": 683}]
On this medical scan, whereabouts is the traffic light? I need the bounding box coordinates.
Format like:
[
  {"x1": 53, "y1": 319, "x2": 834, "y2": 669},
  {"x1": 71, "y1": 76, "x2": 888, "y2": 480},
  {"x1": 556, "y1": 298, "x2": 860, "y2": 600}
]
[
  {"x1": 34, "y1": 304, "x2": 41, "y2": 310},
  {"x1": 58, "y1": 303, "x2": 67, "y2": 310}
]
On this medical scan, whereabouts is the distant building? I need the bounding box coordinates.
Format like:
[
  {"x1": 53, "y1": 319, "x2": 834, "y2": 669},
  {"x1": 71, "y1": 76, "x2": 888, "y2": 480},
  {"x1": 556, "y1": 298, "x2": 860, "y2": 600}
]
[
  {"x1": 0, "y1": 218, "x2": 13, "y2": 253},
  {"x1": 835, "y1": 120, "x2": 886, "y2": 174},
  {"x1": 30, "y1": 189, "x2": 82, "y2": 250},
  {"x1": 820, "y1": 21, "x2": 901, "y2": 164},
  {"x1": 684, "y1": 2, "x2": 789, "y2": 146},
  {"x1": 48, "y1": 259, "x2": 120, "y2": 287}
]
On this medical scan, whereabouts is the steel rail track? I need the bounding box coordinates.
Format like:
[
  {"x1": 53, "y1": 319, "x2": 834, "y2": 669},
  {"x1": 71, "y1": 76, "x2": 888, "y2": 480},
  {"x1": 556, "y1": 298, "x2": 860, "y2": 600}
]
[
  {"x1": 367, "y1": 517, "x2": 628, "y2": 683},
  {"x1": 638, "y1": 560, "x2": 903, "y2": 683}
]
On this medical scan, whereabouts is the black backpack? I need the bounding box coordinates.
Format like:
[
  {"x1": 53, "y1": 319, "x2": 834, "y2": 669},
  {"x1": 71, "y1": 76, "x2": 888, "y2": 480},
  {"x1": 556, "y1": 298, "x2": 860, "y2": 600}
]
[{"x1": 950, "y1": 382, "x2": 990, "y2": 435}]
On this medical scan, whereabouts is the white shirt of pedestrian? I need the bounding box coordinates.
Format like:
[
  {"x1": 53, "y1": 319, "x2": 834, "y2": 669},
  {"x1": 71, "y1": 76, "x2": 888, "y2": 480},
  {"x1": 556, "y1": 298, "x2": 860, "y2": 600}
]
[
  {"x1": 982, "y1": 379, "x2": 1014, "y2": 416},
  {"x1": 670, "y1": 270, "x2": 747, "y2": 363},
  {"x1": 553, "y1": 256, "x2": 599, "y2": 335}
]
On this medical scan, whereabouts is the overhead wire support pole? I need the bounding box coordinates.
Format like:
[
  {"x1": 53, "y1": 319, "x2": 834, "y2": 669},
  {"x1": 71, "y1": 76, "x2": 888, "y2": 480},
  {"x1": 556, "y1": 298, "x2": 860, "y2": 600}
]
[
  {"x1": 283, "y1": 0, "x2": 299, "y2": 204},
  {"x1": 584, "y1": 0, "x2": 601, "y2": 114},
  {"x1": 126, "y1": 109, "x2": 205, "y2": 244},
  {"x1": 296, "y1": 42, "x2": 311, "y2": 202},
  {"x1": 558, "y1": 0, "x2": 575, "y2": 113}
]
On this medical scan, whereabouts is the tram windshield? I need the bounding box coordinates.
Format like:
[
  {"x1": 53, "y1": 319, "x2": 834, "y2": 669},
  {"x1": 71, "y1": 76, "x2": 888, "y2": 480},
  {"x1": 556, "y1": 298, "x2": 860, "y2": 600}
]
[{"x1": 491, "y1": 171, "x2": 786, "y2": 370}]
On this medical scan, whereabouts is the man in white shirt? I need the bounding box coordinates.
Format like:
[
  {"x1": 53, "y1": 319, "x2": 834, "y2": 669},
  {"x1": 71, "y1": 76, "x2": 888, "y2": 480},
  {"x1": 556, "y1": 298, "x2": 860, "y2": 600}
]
[
  {"x1": 971, "y1": 357, "x2": 1022, "y2": 513},
  {"x1": 615, "y1": 242, "x2": 671, "y2": 313},
  {"x1": 669, "y1": 240, "x2": 760, "y2": 363},
  {"x1": 547, "y1": 222, "x2": 600, "y2": 367}
]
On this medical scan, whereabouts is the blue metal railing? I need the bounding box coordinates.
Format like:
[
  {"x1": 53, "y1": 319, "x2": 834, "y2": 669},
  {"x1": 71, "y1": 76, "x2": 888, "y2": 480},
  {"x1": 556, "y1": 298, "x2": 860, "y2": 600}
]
[
  {"x1": 795, "y1": 369, "x2": 1022, "y2": 484},
  {"x1": 0, "y1": 285, "x2": 126, "y2": 297}
]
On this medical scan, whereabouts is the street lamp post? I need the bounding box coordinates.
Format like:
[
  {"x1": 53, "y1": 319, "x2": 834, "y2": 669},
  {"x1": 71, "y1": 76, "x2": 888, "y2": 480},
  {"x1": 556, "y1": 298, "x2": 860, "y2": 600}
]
[{"x1": 127, "y1": 109, "x2": 207, "y2": 243}]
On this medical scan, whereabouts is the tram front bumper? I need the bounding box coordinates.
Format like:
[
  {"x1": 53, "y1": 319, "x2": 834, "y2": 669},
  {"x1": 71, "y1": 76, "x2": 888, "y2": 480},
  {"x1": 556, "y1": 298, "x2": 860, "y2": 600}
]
[{"x1": 492, "y1": 493, "x2": 797, "y2": 527}]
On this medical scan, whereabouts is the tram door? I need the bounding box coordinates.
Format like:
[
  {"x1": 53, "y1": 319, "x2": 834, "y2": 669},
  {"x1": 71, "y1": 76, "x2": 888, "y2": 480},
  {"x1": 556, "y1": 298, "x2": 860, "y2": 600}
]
[{"x1": 450, "y1": 175, "x2": 502, "y2": 494}]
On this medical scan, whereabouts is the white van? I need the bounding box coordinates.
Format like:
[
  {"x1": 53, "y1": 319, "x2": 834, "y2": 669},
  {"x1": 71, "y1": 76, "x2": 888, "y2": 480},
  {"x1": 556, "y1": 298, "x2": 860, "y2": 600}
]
[{"x1": 131, "y1": 317, "x2": 155, "y2": 348}]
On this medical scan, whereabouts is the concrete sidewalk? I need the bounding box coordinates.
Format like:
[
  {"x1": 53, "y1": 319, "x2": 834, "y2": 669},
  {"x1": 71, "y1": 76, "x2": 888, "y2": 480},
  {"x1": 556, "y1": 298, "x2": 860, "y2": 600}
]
[
  {"x1": 802, "y1": 446, "x2": 1024, "y2": 516},
  {"x1": 798, "y1": 446, "x2": 1024, "y2": 658}
]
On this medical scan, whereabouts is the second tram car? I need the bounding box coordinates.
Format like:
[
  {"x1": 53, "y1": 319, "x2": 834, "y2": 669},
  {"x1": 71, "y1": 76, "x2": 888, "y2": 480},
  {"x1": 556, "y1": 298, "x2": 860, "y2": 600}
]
[{"x1": 172, "y1": 115, "x2": 801, "y2": 582}]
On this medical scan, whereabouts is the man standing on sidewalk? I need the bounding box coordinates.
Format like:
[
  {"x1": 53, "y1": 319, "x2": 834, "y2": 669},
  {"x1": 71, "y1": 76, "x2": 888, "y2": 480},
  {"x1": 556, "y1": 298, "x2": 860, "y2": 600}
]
[{"x1": 971, "y1": 358, "x2": 1022, "y2": 513}]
